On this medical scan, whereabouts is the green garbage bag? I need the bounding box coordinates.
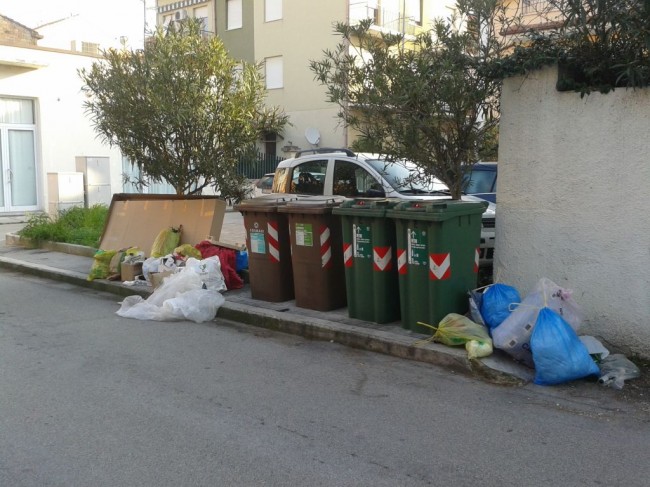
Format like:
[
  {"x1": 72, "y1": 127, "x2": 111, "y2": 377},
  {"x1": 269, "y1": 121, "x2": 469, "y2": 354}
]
[
  {"x1": 150, "y1": 226, "x2": 182, "y2": 258},
  {"x1": 88, "y1": 249, "x2": 117, "y2": 281}
]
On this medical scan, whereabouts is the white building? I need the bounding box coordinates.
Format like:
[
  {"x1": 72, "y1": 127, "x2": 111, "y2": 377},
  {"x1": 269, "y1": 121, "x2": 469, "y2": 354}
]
[{"x1": 0, "y1": 15, "x2": 124, "y2": 216}]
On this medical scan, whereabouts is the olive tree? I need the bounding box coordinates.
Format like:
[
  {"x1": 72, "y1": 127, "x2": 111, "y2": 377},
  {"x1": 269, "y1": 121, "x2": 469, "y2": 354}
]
[
  {"x1": 80, "y1": 19, "x2": 287, "y2": 197},
  {"x1": 310, "y1": 0, "x2": 513, "y2": 199}
]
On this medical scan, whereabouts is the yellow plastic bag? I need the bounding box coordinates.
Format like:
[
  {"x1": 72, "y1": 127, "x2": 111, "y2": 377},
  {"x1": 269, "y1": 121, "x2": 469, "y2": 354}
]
[
  {"x1": 416, "y1": 313, "x2": 492, "y2": 358},
  {"x1": 150, "y1": 226, "x2": 182, "y2": 258},
  {"x1": 87, "y1": 249, "x2": 117, "y2": 281},
  {"x1": 174, "y1": 243, "x2": 202, "y2": 260},
  {"x1": 465, "y1": 339, "x2": 494, "y2": 359}
]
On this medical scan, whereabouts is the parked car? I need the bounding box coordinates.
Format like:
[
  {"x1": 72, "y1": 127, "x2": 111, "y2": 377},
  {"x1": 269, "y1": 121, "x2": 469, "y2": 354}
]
[
  {"x1": 463, "y1": 162, "x2": 497, "y2": 204},
  {"x1": 251, "y1": 173, "x2": 275, "y2": 198},
  {"x1": 271, "y1": 148, "x2": 496, "y2": 266}
]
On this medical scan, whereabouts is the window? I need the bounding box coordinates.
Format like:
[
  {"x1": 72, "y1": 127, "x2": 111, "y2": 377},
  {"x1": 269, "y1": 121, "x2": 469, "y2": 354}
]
[
  {"x1": 290, "y1": 160, "x2": 327, "y2": 195},
  {"x1": 265, "y1": 0, "x2": 282, "y2": 22},
  {"x1": 227, "y1": 0, "x2": 242, "y2": 30},
  {"x1": 0, "y1": 98, "x2": 34, "y2": 124},
  {"x1": 333, "y1": 160, "x2": 384, "y2": 197},
  {"x1": 405, "y1": 0, "x2": 421, "y2": 25},
  {"x1": 194, "y1": 5, "x2": 209, "y2": 35},
  {"x1": 122, "y1": 157, "x2": 175, "y2": 194},
  {"x1": 264, "y1": 132, "x2": 277, "y2": 157},
  {"x1": 265, "y1": 56, "x2": 283, "y2": 89}
]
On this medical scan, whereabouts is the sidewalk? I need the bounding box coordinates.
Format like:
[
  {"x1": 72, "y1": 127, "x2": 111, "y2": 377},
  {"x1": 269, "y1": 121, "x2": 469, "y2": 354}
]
[{"x1": 0, "y1": 232, "x2": 535, "y2": 387}]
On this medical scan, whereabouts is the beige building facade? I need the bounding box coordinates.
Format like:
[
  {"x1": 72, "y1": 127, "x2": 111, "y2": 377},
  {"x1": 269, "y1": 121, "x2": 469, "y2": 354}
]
[{"x1": 156, "y1": 1, "x2": 447, "y2": 157}]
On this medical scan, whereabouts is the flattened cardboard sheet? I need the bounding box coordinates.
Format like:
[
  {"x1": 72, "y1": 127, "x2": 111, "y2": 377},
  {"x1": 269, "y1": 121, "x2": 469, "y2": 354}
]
[{"x1": 99, "y1": 194, "x2": 226, "y2": 255}]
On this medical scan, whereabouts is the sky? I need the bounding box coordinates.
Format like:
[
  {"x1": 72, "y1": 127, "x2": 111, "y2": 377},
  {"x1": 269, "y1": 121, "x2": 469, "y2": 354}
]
[{"x1": 0, "y1": 0, "x2": 156, "y2": 48}]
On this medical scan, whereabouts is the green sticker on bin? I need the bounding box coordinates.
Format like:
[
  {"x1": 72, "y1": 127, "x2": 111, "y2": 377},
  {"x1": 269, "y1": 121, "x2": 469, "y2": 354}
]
[
  {"x1": 250, "y1": 230, "x2": 266, "y2": 254},
  {"x1": 408, "y1": 227, "x2": 427, "y2": 266},
  {"x1": 295, "y1": 223, "x2": 313, "y2": 246},
  {"x1": 353, "y1": 224, "x2": 372, "y2": 258}
]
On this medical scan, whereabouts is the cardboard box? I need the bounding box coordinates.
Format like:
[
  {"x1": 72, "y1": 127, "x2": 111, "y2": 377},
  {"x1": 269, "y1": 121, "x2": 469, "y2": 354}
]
[
  {"x1": 98, "y1": 194, "x2": 226, "y2": 253},
  {"x1": 120, "y1": 262, "x2": 143, "y2": 281},
  {"x1": 150, "y1": 270, "x2": 174, "y2": 289}
]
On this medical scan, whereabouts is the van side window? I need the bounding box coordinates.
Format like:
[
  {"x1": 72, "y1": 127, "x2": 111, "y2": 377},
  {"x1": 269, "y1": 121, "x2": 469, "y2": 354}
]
[
  {"x1": 290, "y1": 160, "x2": 327, "y2": 195},
  {"x1": 272, "y1": 167, "x2": 289, "y2": 193},
  {"x1": 333, "y1": 160, "x2": 384, "y2": 197}
]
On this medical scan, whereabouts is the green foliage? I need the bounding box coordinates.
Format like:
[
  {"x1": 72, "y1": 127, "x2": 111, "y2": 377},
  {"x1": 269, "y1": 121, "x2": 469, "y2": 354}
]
[
  {"x1": 501, "y1": 0, "x2": 650, "y2": 95},
  {"x1": 80, "y1": 19, "x2": 288, "y2": 199},
  {"x1": 19, "y1": 205, "x2": 108, "y2": 248},
  {"x1": 311, "y1": 1, "x2": 513, "y2": 199}
]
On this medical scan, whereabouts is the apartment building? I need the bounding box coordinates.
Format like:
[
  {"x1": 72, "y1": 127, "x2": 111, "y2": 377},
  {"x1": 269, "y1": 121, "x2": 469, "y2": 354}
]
[
  {"x1": 156, "y1": 1, "x2": 448, "y2": 157},
  {"x1": 500, "y1": 0, "x2": 563, "y2": 38}
]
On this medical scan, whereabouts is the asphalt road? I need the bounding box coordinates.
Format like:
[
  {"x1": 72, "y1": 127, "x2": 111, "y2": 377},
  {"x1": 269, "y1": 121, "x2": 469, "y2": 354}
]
[{"x1": 1, "y1": 271, "x2": 649, "y2": 486}]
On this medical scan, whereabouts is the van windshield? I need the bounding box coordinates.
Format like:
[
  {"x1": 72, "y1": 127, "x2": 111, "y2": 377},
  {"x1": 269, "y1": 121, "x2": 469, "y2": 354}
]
[{"x1": 366, "y1": 159, "x2": 447, "y2": 194}]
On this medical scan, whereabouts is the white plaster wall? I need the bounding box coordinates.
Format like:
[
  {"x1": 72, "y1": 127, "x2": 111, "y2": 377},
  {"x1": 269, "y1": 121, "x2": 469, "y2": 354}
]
[
  {"x1": 0, "y1": 45, "x2": 124, "y2": 211},
  {"x1": 496, "y1": 64, "x2": 650, "y2": 358}
]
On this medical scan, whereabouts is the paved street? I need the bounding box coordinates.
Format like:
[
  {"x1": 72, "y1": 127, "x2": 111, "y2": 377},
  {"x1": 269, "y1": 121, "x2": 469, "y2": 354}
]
[{"x1": 1, "y1": 270, "x2": 649, "y2": 486}]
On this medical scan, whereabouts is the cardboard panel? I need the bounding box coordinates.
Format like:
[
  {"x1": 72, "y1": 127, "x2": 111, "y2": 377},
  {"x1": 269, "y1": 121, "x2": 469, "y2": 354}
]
[{"x1": 99, "y1": 194, "x2": 226, "y2": 255}]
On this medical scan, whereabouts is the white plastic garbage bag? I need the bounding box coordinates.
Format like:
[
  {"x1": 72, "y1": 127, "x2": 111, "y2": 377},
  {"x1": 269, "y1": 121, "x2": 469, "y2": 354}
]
[
  {"x1": 579, "y1": 335, "x2": 610, "y2": 361},
  {"x1": 116, "y1": 271, "x2": 225, "y2": 323},
  {"x1": 492, "y1": 278, "x2": 584, "y2": 367},
  {"x1": 184, "y1": 256, "x2": 227, "y2": 292},
  {"x1": 142, "y1": 255, "x2": 178, "y2": 284}
]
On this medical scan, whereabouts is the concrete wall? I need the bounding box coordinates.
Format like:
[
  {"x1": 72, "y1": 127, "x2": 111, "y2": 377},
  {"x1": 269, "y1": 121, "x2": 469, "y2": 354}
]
[{"x1": 496, "y1": 64, "x2": 650, "y2": 358}]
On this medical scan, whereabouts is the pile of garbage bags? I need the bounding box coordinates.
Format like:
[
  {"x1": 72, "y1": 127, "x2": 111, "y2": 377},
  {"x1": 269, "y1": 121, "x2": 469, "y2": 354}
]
[
  {"x1": 116, "y1": 270, "x2": 225, "y2": 323},
  {"x1": 84, "y1": 225, "x2": 250, "y2": 324},
  {"x1": 423, "y1": 277, "x2": 640, "y2": 389}
]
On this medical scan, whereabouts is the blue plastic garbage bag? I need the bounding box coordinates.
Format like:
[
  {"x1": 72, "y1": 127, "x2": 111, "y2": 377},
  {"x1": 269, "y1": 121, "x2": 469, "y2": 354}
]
[
  {"x1": 480, "y1": 284, "x2": 521, "y2": 330},
  {"x1": 531, "y1": 308, "x2": 600, "y2": 385},
  {"x1": 235, "y1": 250, "x2": 249, "y2": 272}
]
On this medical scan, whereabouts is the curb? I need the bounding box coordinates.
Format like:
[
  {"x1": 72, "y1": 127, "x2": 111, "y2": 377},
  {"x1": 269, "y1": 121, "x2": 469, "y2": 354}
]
[
  {"x1": 0, "y1": 240, "x2": 529, "y2": 387},
  {"x1": 5, "y1": 233, "x2": 97, "y2": 258}
]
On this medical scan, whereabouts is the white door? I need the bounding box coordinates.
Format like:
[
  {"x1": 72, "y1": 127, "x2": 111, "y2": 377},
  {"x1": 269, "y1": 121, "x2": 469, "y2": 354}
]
[{"x1": 0, "y1": 98, "x2": 38, "y2": 213}]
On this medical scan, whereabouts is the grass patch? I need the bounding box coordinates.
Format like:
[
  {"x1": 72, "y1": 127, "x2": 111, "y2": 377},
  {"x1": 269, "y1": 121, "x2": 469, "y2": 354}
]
[{"x1": 19, "y1": 205, "x2": 108, "y2": 248}]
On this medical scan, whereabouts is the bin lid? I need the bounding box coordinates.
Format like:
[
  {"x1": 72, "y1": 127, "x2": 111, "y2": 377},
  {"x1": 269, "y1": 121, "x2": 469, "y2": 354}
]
[
  {"x1": 277, "y1": 195, "x2": 347, "y2": 215},
  {"x1": 386, "y1": 199, "x2": 488, "y2": 221},
  {"x1": 333, "y1": 198, "x2": 401, "y2": 217},
  {"x1": 234, "y1": 194, "x2": 302, "y2": 213}
]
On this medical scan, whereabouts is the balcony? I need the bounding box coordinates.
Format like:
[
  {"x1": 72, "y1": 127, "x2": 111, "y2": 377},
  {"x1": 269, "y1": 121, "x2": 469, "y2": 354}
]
[{"x1": 349, "y1": 1, "x2": 418, "y2": 36}]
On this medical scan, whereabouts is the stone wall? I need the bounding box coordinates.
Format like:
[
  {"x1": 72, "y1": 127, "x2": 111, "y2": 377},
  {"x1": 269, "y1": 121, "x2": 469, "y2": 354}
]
[
  {"x1": 0, "y1": 15, "x2": 40, "y2": 46},
  {"x1": 496, "y1": 64, "x2": 650, "y2": 358}
]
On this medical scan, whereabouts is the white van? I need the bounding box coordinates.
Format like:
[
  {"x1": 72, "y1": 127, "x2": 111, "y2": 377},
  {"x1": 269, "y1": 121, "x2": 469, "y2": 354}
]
[{"x1": 271, "y1": 149, "x2": 495, "y2": 266}]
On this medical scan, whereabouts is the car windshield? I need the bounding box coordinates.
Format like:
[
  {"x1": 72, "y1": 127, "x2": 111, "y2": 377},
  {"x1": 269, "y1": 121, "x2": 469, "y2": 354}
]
[
  {"x1": 366, "y1": 159, "x2": 447, "y2": 194},
  {"x1": 462, "y1": 168, "x2": 496, "y2": 194}
]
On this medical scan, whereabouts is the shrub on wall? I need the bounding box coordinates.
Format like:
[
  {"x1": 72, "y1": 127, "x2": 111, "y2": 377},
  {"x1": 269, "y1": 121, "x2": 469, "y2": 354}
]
[{"x1": 500, "y1": 0, "x2": 650, "y2": 95}]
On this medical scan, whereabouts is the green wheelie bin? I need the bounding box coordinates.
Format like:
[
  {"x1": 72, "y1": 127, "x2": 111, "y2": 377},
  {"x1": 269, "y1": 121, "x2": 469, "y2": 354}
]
[
  {"x1": 333, "y1": 199, "x2": 400, "y2": 323},
  {"x1": 278, "y1": 196, "x2": 347, "y2": 311},
  {"x1": 387, "y1": 200, "x2": 488, "y2": 334}
]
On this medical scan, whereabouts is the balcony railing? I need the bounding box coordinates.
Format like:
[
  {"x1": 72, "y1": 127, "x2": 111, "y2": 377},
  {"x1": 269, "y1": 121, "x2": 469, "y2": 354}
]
[
  {"x1": 349, "y1": 1, "x2": 418, "y2": 35},
  {"x1": 522, "y1": 0, "x2": 550, "y2": 15}
]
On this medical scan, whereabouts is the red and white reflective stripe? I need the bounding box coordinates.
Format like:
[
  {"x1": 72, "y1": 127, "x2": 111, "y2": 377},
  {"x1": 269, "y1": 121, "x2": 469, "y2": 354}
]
[
  {"x1": 429, "y1": 253, "x2": 451, "y2": 280},
  {"x1": 320, "y1": 225, "x2": 332, "y2": 268},
  {"x1": 397, "y1": 249, "x2": 407, "y2": 275},
  {"x1": 373, "y1": 246, "x2": 392, "y2": 272},
  {"x1": 474, "y1": 247, "x2": 480, "y2": 273},
  {"x1": 268, "y1": 221, "x2": 280, "y2": 263},
  {"x1": 343, "y1": 243, "x2": 353, "y2": 268}
]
